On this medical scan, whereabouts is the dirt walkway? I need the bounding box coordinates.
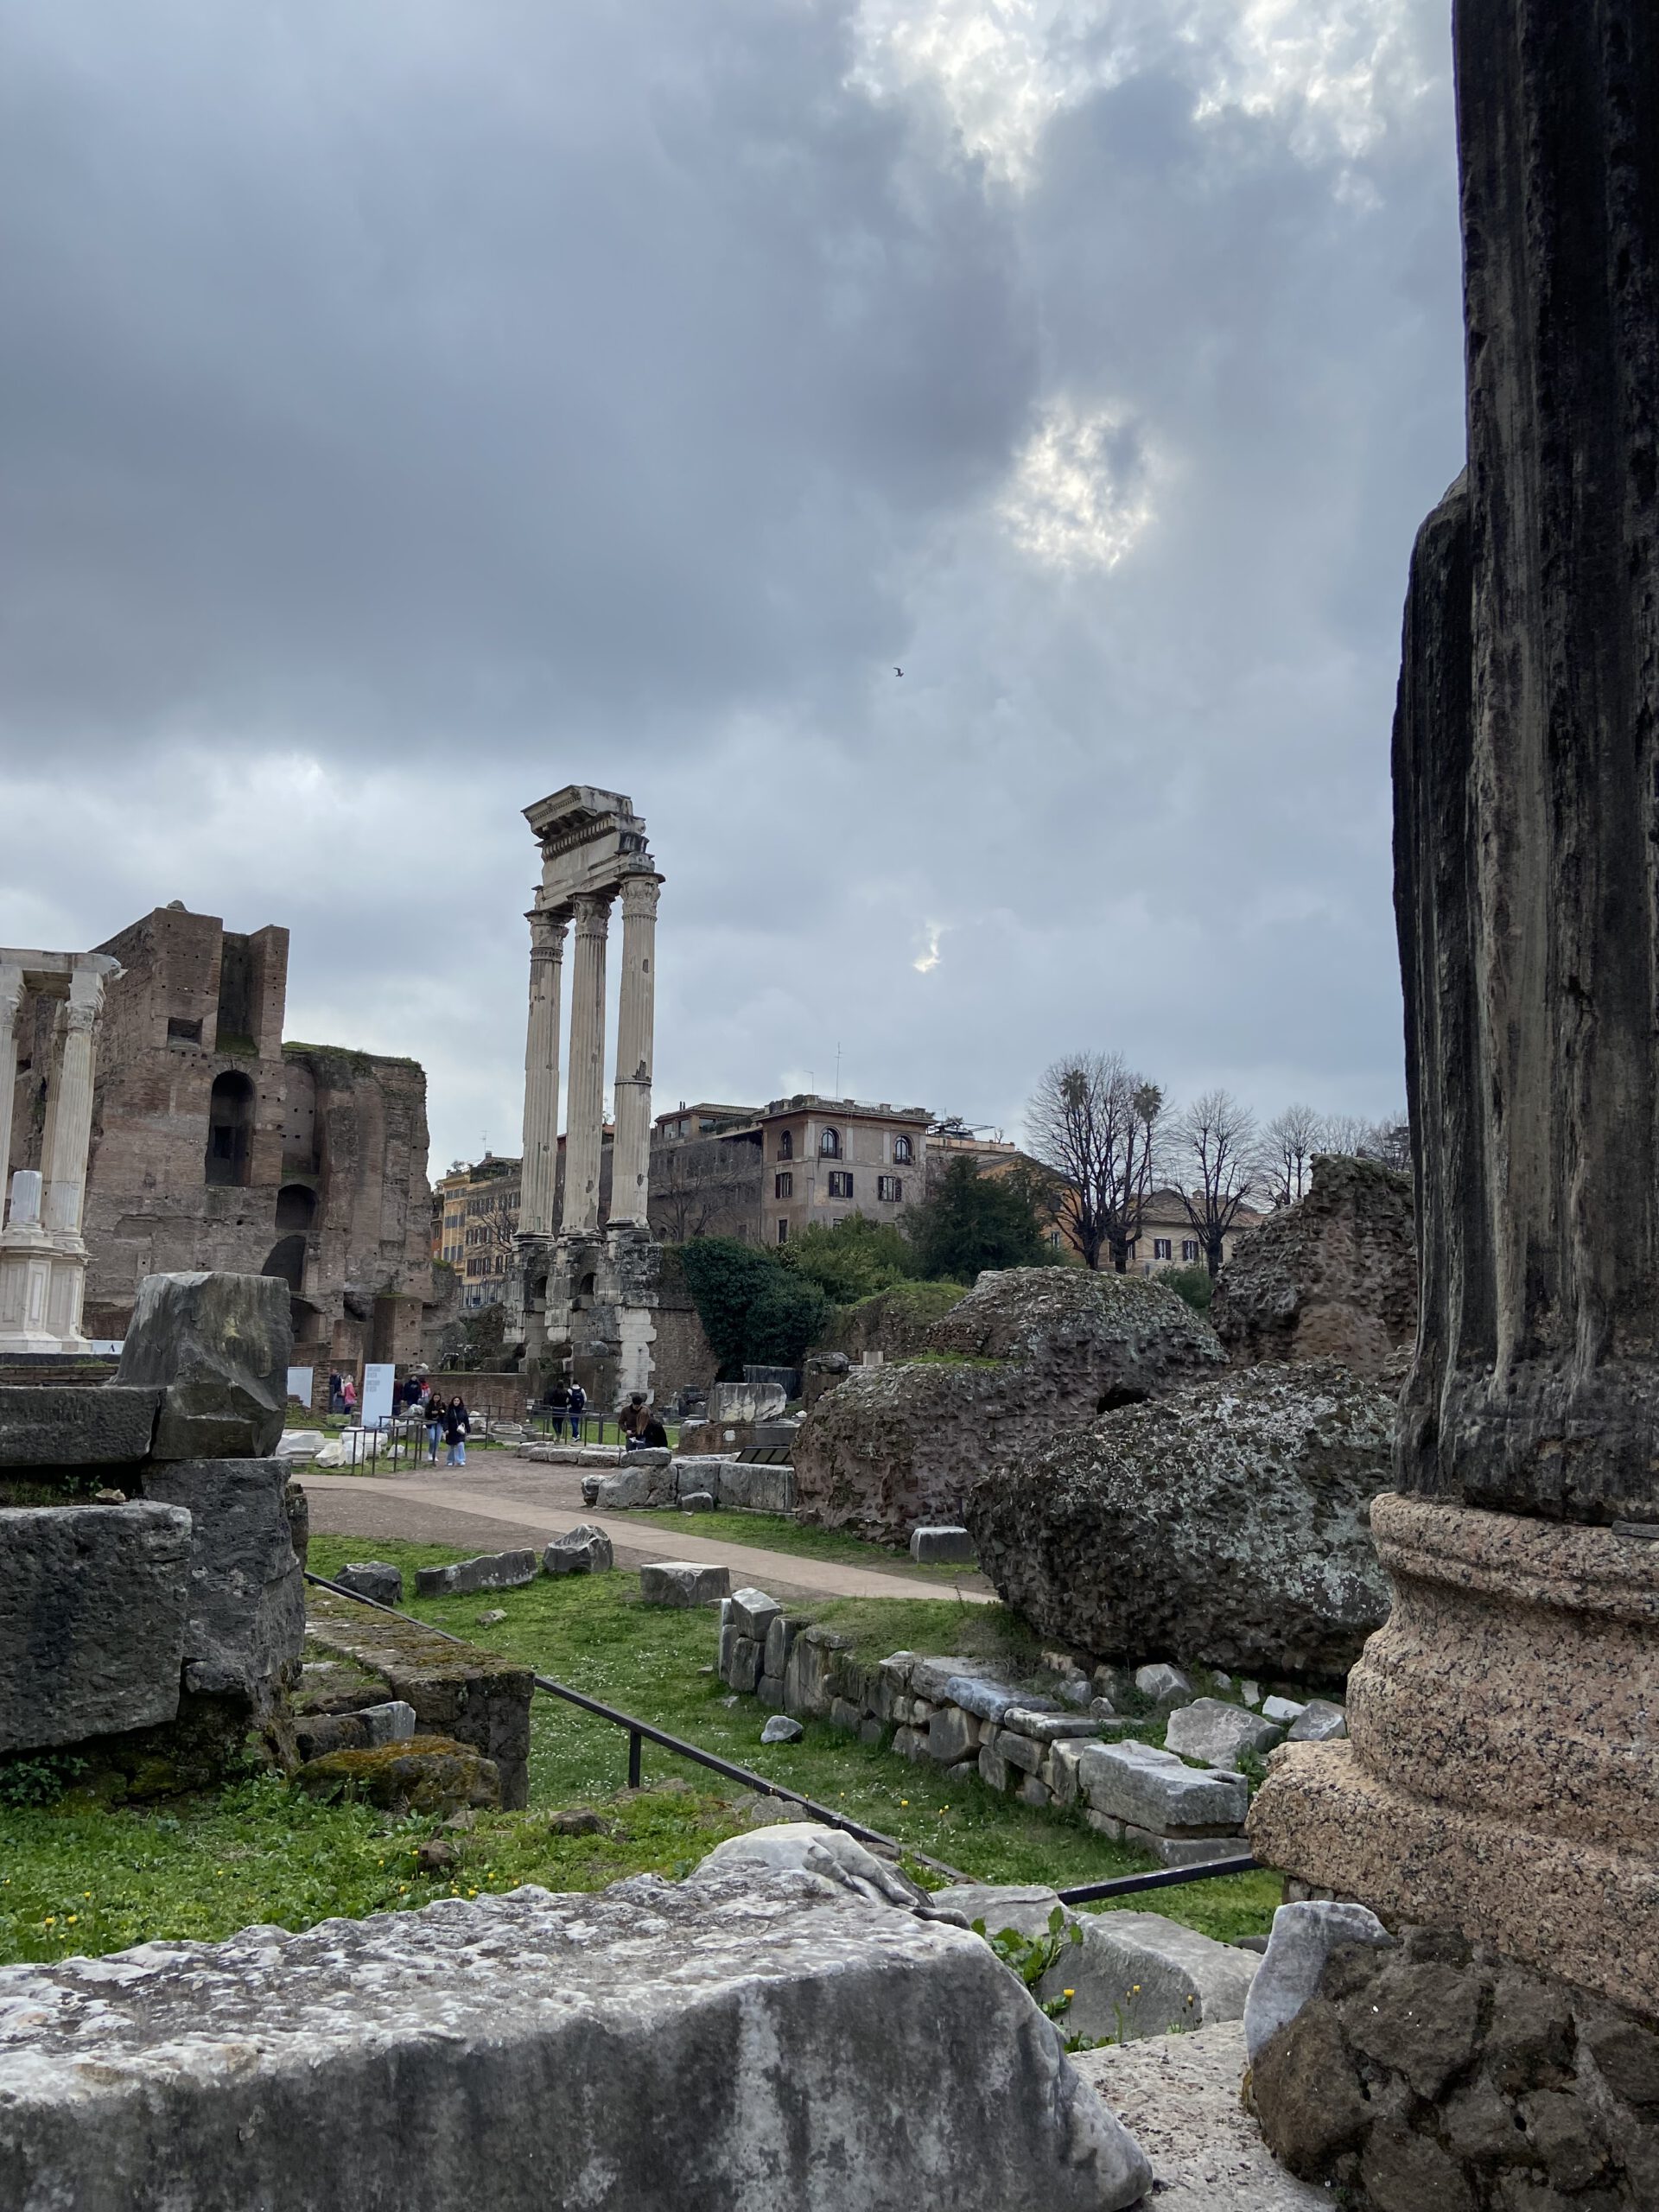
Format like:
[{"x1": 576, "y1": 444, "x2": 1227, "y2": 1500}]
[{"x1": 301, "y1": 1465, "x2": 994, "y2": 1609}]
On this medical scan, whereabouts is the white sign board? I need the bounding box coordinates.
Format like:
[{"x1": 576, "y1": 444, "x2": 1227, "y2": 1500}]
[
  {"x1": 286, "y1": 1367, "x2": 314, "y2": 1407},
  {"x1": 359, "y1": 1363, "x2": 397, "y2": 1428}
]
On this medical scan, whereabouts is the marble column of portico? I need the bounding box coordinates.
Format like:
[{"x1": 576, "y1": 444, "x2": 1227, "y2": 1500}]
[
  {"x1": 562, "y1": 893, "x2": 611, "y2": 1236},
  {"x1": 41, "y1": 970, "x2": 105, "y2": 1239},
  {"x1": 518, "y1": 907, "x2": 569, "y2": 1237},
  {"x1": 607, "y1": 871, "x2": 660, "y2": 1229},
  {"x1": 0, "y1": 964, "x2": 22, "y2": 1224}
]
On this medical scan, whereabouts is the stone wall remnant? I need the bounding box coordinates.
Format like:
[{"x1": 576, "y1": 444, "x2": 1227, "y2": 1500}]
[
  {"x1": 793, "y1": 1267, "x2": 1224, "y2": 1547},
  {"x1": 0, "y1": 1874, "x2": 1154, "y2": 2211},
  {"x1": 1208, "y1": 1154, "x2": 1415, "y2": 1378},
  {"x1": 967, "y1": 1361, "x2": 1393, "y2": 1680}
]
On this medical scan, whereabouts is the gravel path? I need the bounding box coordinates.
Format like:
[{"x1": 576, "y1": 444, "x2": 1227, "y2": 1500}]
[
  {"x1": 300, "y1": 1464, "x2": 993, "y2": 1608},
  {"x1": 1074, "y1": 2024, "x2": 1328, "y2": 2210}
]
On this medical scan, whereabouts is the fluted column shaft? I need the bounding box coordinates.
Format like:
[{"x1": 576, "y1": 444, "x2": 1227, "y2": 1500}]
[
  {"x1": 519, "y1": 908, "x2": 568, "y2": 1236},
  {"x1": 609, "y1": 872, "x2": 660, "y2": 1228},
  {"x1": 42, "y1": 975, "x2": 104, "y2": 1237},
  {"x1": 563, "y1": 893, "x2": 611, "y2": 1235},
  {"x1": 0, "y1": 965, "x2": 22, "y2": 1226}
]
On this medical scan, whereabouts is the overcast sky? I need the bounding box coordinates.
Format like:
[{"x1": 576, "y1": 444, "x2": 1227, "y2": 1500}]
[{"x1": 0, "y1": 0, "x2": 1463, "y2": 1172}]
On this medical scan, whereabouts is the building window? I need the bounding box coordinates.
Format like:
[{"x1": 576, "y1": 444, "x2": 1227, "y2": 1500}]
[
  {"x1": 893, "y1": 1135, "x2": 913, "y2": 1164},
  {"x1": 779, "y1": 1129, "x2": 793, "y2": 1160},
  {"x1": 877, "y1": 1174, "x2": 901, "y2": 1203},
  {"x1": 167, "y1": 1016, "x2": 202, "y2": 1046},
  {"x1": 775, "y1": 1172, "x2": 793, "y2": 1198},
  {"x1": 819, "y1": 1128, "x2": 841, "y2": 1159},
  {"x1": 777, "y1": 1219, "x2": 789, "y2": 1244},
  {"x1": 204, "y1": 1070, "x2": 255, "y2": 1188},
  {"x1": 1181, "y1": 1239, "x2": 1199, "y2": 1263},
  {"x1": 827, "y1": 1170, "x2": 854, "y2": 1198},
  {"x1": 1154, "y1": 1238, "x2": 1173, "y2": 1261}
]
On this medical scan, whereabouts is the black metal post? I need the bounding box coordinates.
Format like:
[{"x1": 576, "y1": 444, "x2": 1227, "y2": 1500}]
[{"x1": 627, "y1": 1729, "x2": 643, "y2": 1789}]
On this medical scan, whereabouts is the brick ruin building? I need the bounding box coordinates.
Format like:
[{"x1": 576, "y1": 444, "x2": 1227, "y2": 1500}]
[{"x1": 4, "y1": 903, "x2": 435, "y2": 1376}]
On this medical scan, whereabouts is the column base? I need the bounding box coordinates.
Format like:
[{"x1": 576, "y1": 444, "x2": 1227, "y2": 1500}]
[
  {"x1": 0, "y1": 1230, "x2": 90, "y2": 1355},
  {"x1": 1248, "y1": 1494, "x2": 1659, "y2": 2017}
]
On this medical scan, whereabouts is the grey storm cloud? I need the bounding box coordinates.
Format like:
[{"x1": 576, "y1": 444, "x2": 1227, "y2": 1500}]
[{"x1": 0, "y1": 0, "x2": 1463, "y2": 1168}]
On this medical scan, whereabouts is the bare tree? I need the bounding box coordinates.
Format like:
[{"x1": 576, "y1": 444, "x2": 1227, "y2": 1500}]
[
  {"x1": 1261, "y1": 1103, "x2": 1325, "y2": 1208},
  {"x1": 1170, "y1": 1089, "x2": 1258, "y2": 1277},
  {"x1": 1361, "y1": 1113, "x2": 1412, "y2": 1173},
  {"x1": 1318, "y1": 1112, "x2": 1371, "y2": 1158},
  {"x1": 1027, "y1": 1053, "x2": 1162, "y2": 1271}
]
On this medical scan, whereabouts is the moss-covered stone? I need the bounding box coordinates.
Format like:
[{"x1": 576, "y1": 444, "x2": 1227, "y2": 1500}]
[{"x1": 293, "y1": 1734, "x2": 500, "y2": 1814}]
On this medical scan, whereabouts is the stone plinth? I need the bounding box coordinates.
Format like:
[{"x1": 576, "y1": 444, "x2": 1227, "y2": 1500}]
[{"x1": 1249, "y1": 1494, "x2": 1659, "y2": 2015}]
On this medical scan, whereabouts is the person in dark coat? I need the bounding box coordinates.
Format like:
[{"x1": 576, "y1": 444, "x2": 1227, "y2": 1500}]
[{"x1": 444, "y1": 1395, "x2": 470, "y2": 1468}]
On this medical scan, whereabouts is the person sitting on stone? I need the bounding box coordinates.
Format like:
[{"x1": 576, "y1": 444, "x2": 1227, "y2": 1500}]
[
  {"x1": 640, "y1": 1413, "x2": 669, "y2": 1450},
  {"x1": 444, "y1": 1395, "x2": 470, "y2": 1468}
]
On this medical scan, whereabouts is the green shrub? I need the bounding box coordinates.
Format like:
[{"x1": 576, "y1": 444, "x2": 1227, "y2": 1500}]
[
  {"x1": 779, "y1": 1213, "x2": 917, "y2": 1304},
  {"x1": 1160, "y1": 1262, "x2": 1213, "y2": 1313}
]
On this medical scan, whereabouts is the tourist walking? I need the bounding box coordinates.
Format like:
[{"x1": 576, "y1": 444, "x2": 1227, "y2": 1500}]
[
  {"x1": 425, "y1": 1392, "x2": 446, "y2": 1463},
  {"x1": 444, "y1": 1395, "x2": 470, "y2": 1468},
  {"x1": 543, "y1": 1380, "x2": 571, "y2": 1439},
  {"x1": 340, "y1": 1375, "x2": 357, "y2": 1419},
  {"x1": 327, "y1": 1370, "x2": 344, "y2": 1415},
  {"x1": 567, "y1": 1380, "x2": 587, "y2": 1444}
]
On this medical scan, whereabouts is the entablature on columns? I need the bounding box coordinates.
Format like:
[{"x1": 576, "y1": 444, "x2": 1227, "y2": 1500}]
[{"x1": 523, "y1": 785, "x2": 658, "y2": 905}]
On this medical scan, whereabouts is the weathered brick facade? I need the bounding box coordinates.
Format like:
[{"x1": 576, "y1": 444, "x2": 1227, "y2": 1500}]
[{"x1": 6, "y1": 904, "x2": 435, "y2": 1371}]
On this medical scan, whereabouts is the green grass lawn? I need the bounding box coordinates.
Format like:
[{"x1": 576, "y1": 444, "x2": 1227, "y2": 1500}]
[{"x1": 0, "y1": 1536, "x2": 1279, "y2": 1966}]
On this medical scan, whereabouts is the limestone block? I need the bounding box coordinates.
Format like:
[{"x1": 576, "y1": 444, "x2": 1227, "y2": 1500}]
[
  {"x1": 931, "y1": 1884, "x2": 1071, "y2": 1940},
  {"x1": 872, "y1": 1654, "x2": 913, "y2": 1723},
  {"x1": 760, "y1": 1715, "x2": 802, "y2": 1745},
  {"x1": 1134, "y1": 1663, "x2": 1192, "y2": 1707},
  {"x1": 1243, "y1": 1901, "x2": 1394, "y2": 2063},
  {"x1": 718, "y1": 1619, "x2": 737, "y2": 1681},
  {"x1": 1285, "y1": 1699, "x2": 1347, "y2": 1743},
  {"x1": 909, "y1": 1525, "x2": 976, "y2": 1565},
  {"x1": 1079, "y1": 1740, "x2": 1249, "y2": 1835},
  {"x1": 946, "y1": 1675, "x2": 1058, "y2": 1725},
  {"x1": 0, "y1": 1503, "x2": 190, "y2": 1752},
  {"x1": 673, "y1": 1454, "x2": 732, "y2": 1505},
  {"x1": 542, "y1": 1524, "x2": 614, "y2": 1577},
  {"x1": 891, "y1": 1725, "x2": 925, "y2": 1761},
  {"x1": 331, "y1": 1560, "x2": 404, "y2": 1606},
  {"x1": 1015, "y1": 1773, "x2": 1050, "y2": 1808},
  {"x1": 925, "y1": 1705, "x2": 979, "y2": 1764},
  {"x1": 1165, "y1": 1698, "x2": 1285, "y2": 1769},
  {"x1": 138, "y1": 1458, "x2": 305, "y2": 1707},
  {"x1": 756, "y1": 1675, "x2": 785, "y2": 1711},
  {"x1": 1262, "y1": 1695, "x2": 1306, "y2": 1724},
  {"x1": 294, "y1": 1733, "x2": 501, "y2": 1815},
  {"x1": 0, "y1": 1384, "x2": 160, "y2": 1468},
  {"x1": 783, "y1": 1624, "x2": 855, "y2": 1718},
  {"x1": 293, "y1": 1702, "x2": 417, "y2": 1760},
  {"x1": 638, "y1": 1561, "x2": 730, "y2": 1607},
  {"x1": 718, "y1": 1460, "x2": 798, "y2": 1514},
  {"x1": 709, "y1": 1379, "x2": 787, "y2": 1425},
  {"x1": 274, "y1": 1431, "x2": 326, "y2": 1462},
  {"x1": 1000, "y1": 1708, "x2": 1103, "y2": 1743},
  {"x1": 1035, "y1": 1910, "x2": 1259, "y2": 2046},
  {"x1": 763, "y1": 1612, "x2": 798, "y2": 1680},
  {"x1": 679, "y1": 1491, "x2": 716, "y2": 1512},
  {"x1": 989, "y1": 1726, "x2": 1045, "y2": 1776},
  {"x1": 729, "y1": 1638, "x2": 763, "y2": 1695},
  {"x1": 829, "y1": 1696, "x2": 864, "y2": 1735},
  {"x1": 909, "y1": 1655, "x2": 984, "y2": 1701},
  {"x1": 415, "y1": 1551, "x2": 537, "y2": 1599},
  {"x1": 1124, "y1": 1830, "x2": 1255, "y2": 1870},
  {"x1": 594, "y1": 1460, "x2": 675, "y2": 1510},
  {"x1": 729, "y1": 1587, "x2": 783, "y2": 1642},
  {"x1": 1047, "y1": 1738, "x2": 1088, "y2": 1808},
  {"x1": 977, "y1": 1744, "x2": 1012, "y2": 1791},
  {"x1": 117, "y1": 1271, "x2": 290, "y2": 1460}
]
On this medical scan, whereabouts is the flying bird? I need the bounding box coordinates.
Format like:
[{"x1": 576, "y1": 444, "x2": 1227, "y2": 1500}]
[{"x1": 894, "y1": 666, "x2": 903, "y2": 677}]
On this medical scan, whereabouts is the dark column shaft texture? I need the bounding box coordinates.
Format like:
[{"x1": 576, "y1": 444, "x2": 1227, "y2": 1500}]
[{"x1": 1394, "y1": 0, "x2": 1659, "y2": 1521}]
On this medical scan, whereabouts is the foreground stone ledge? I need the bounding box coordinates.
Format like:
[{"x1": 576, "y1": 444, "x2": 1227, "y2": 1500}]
[{"x1": 0, "y1": 1873, "x2": 1152, "y2": 2212}]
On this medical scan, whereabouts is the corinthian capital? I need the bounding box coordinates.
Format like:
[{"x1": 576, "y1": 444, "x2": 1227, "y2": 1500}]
[
  {"x1": 571, "y1": 893, "x2": 612, "y2": 941},
  {"x1": 619, "y1": 873, "x2": 661, "y2": 922},
  {"x1": 528, "y1": 906, "x2": 570, "y2": 959}
]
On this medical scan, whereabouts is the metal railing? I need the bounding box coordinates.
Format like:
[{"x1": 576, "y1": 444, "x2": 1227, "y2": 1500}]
[{"x1": 302, "y1": 1569, "x2": 1260, "y2": 1904}]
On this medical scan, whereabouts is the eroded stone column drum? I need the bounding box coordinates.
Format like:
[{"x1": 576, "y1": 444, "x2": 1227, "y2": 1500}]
[
  {"x1": 562, "y1": 895, "x2": 610, "y2": 1236},
  {"x1": 608, "y1": 871, "x2": 659, "y2": 1229},
  {"x1": 518, "y1": 908, "x2": 567, "y2": 1238}
]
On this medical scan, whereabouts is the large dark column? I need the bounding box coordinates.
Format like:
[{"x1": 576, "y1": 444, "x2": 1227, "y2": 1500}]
[{"x1": 1396, "y1": 0, "x2": 1659, "y2": 1524}]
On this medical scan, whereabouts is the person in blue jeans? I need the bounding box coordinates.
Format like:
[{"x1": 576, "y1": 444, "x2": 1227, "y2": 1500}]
[
  {"x1": 444, "y1": 1395, "x2": 470, "y2": 1468},
  {"x1": 425, "y1": 1395, "x2": 446, "y2": 1464},
  {"x1": 566, "y1": 1381, "x2": 587, "y2": 1445}
]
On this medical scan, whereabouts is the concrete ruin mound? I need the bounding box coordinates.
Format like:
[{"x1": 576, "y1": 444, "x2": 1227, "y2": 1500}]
[
  {"x1": 792, "y1": 1267, "x2": 1223, "y2": 1546},
  {"x1": 967, "y1": 1361, "x2": 1393, "y2": 1680},
  {"x1": 1209, "y1": 1154, "x2": 1415, "y2": 1379},
  {"x1": 0, "y1": 1872, "x2": 1153, "y2": 2211}
]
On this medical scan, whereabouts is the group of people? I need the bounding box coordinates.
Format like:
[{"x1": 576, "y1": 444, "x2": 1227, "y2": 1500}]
[
  {"x1": 398, "y1": 1371, "x2": 472, "y2": 1465},
  {"x1": 620, "y1": 1393, "x2": 669, "y2": 1450},
  {"x1": 326, "y1": 1370, "x2": 357, "y2": 1417},
  {"x1": 538, "y1": 1379, "x2": 588, "y2": 1440}
]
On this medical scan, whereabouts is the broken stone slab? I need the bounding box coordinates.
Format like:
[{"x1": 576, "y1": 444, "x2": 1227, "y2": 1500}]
[
  {"x1": 930, "y1": 1884, "x2": 1074, "y2": 1939},
  {"x1": 1078, "y1": 1739, "x2": 1249, "y2": 1835},
  {"x1": 0, "y1": 1872, "x2": 1180, "y2": 2212},
  {"x1": 910, "y1": 1525, "x2": 976, "y2": 1565},
  {"x1": 728, "y1": 1587, "x2": 783, "y2": 1642},
  {"x1": 1261, "y1": 1694, "x2": 1306, "y2": 1724},
  {"x1": 0, "y1": 1502, "x2": 191, "y2": 1753},
  {"x1": 1035, "y1": 1910, "x2": 1259, "y2": 2046},
  {"x1": 139, "y1": 1458, "x2": 305, "y2": 1705},
  {"x1": 0, "y1": 1384, "x2": 161, "y2": 1468},
  {"x1": 638, "y1": 1561, "x2": 731, "y2": 1607},
  {"x1": 414, "y1": 1551, "x2": 537, "y2": 1599},
  {"x1": 782, "y1": 1624, "x2": 856, "y2": 1717},
  {"x1": 925, "y1": 1706, "x2": 979, "y2": 1764},
  {"x1": 273, "y1": 1430, "x2": 326, "y2": 1462},
  {"x1": 294, "y1": 1701, "x2": 419, "y2": 1760},
  {"x1": 1134, "y1": 1662, "x2": 1193, "y2": 1707},
  {"x1": 679, "y1": 1491, "x2": 716, "y2": 1512},
  {"x1": 1243, "y1": 1900, "x2": 1394, "y2": 2063},
  {"x1": 1165, "y1": 1698, "x2": 1286, "y2": 1769},
  {"x1": 988, "y1": 1726, "x2": 1045, "y2": 1776},
  {"x1": 1000, "y1": 1708, "x2": 1105, "y2": 1743},
  {"x1": 764, "y1": 1613, "x2": 797, "y2": 1680},
  {"x1": 1122, "y1": 1830, "x2": 1255, "y2": 1871},
  {"x1": 717, "y1": 1459, "x2": 797, "y2": 1514},
  {"x1": 945, "y1": 1675, "x2": 1059, "y2": 1725},
  {"x1": 331, "y1": 1561, "x2": 404, "y2": 1605},
  {"x1": 1285, "y1": 1699, "x2": 1347, "y2": 1743},
  {"x1": 592, "y1": 1460, "x2": 676, "y2": 1510},
  {"x1": 116, "y1": 1271, "x2": 290, "y2": 1460},
  {"x1": 542, "y1": 1524, "x2": 614, "y2": 1576},
  {"x1": 729, "y1": 1639, "x2": 763, "y2": 1695},
  {"x1": 908, "y1": 1654, "x2": 986, "y2": 1702},
  {"x1": 760, "y1": 1714, "x2": 803, "y2": 1744}
]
